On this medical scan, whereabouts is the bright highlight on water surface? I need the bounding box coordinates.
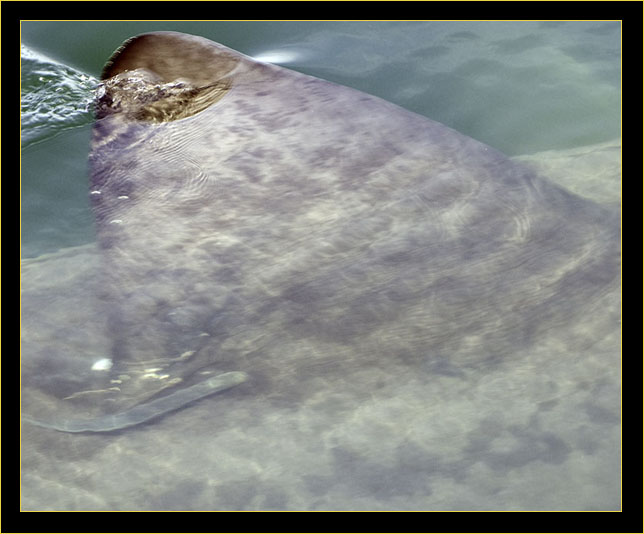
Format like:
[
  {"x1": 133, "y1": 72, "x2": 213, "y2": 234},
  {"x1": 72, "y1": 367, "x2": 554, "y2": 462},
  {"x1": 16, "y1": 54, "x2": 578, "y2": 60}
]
[{"x1": 251, "y1": 48, "x2": 308, "y2": 65}]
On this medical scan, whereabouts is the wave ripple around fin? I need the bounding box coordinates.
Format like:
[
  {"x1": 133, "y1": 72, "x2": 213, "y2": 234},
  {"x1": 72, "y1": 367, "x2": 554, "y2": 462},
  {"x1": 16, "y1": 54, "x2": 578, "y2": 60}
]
[{"x1": 22, "y1": 371, "x2": 248, "y2": 433}]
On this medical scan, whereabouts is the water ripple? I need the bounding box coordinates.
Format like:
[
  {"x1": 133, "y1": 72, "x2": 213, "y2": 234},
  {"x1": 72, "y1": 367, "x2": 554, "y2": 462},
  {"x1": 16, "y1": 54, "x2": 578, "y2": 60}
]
[{"x1": 21, "y1": 45, "x2": 98, "y2": 150}]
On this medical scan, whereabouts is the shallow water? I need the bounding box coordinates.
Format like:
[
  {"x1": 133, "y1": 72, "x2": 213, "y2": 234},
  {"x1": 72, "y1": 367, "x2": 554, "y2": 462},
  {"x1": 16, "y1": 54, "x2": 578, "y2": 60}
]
[
  {"x1": 20, "y1": 23, "x2": 621, "y2": 512},
  {"x1": 20, "y1": 21, "x2": 620, "y2": 257}
]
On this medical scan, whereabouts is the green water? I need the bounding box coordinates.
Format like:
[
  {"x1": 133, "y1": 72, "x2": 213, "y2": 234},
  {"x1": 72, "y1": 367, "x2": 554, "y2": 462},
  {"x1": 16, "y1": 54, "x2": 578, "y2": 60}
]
[{"x1": 20, "y1": 21, "x2": 620, "y2": 257}]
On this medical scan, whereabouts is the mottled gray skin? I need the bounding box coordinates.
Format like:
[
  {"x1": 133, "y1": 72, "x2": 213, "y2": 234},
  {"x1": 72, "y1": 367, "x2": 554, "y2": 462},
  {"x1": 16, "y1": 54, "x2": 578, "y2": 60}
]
[{"x1": 86, "y1": 32, "x2": 618, "y2": 415}]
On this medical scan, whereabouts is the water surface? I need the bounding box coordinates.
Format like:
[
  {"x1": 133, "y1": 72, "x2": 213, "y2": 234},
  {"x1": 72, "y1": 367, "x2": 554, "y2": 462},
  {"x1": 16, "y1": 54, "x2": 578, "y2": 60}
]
[{"x1": 20, "y1": 21, "x2": 620, "y2": 257}]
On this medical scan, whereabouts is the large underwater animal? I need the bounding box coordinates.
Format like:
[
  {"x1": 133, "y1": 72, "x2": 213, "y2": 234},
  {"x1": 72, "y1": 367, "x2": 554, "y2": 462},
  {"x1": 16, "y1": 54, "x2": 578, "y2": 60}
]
[
  {"x1": 20, "y1": 31, "x2": 620, "y2": 511},
  {"x1": 22, "y1": 31, "x2": 619, "y2": 431}
]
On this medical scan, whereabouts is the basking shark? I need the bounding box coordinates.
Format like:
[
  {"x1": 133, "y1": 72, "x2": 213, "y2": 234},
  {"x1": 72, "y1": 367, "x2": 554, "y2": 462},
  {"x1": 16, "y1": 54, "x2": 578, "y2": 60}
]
[{"x1": 21, "y1": 32, "x2": 620, "y2": 510}]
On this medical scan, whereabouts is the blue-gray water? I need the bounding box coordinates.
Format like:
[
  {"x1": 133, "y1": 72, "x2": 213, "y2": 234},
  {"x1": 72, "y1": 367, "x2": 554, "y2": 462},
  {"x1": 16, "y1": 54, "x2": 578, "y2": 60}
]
[{"x1": 20, "y1": 21, "x2": 620, "y2": 258}]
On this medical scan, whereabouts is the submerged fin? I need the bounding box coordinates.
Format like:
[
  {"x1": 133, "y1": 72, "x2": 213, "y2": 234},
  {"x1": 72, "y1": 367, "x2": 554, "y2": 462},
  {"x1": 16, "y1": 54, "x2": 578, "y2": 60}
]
[{"x1": 23, "y1": 371, "x2": 248, "y2": 433}]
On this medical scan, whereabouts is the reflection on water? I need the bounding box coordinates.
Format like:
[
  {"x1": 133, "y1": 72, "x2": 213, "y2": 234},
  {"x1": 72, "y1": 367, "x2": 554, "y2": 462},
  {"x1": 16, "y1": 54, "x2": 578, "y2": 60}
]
[{"x1": 251, "y1": 47, "x2": 312, "y2": 65}]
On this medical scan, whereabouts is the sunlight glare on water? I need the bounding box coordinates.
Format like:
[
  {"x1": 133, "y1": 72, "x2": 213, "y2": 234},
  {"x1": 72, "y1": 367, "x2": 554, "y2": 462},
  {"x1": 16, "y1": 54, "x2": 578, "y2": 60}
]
[{"x1": 251, "y1": 48, "x2": 310, "y2": 65}]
